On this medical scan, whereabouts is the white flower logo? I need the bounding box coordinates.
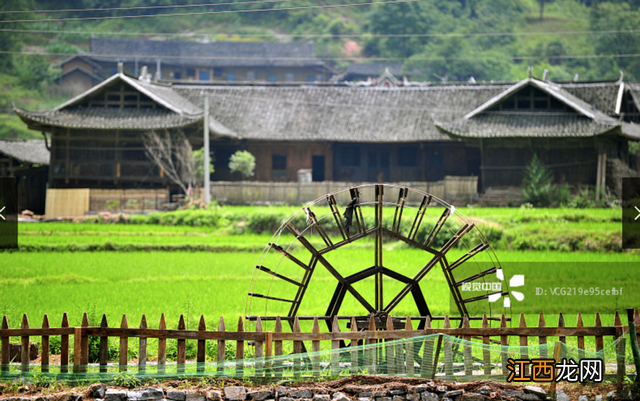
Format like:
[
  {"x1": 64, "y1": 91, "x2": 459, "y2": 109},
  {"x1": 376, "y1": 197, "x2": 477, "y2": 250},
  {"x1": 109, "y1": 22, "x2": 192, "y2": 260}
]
[{"x1": 488, "y1": 269, "x2": 525, "y2": 308}]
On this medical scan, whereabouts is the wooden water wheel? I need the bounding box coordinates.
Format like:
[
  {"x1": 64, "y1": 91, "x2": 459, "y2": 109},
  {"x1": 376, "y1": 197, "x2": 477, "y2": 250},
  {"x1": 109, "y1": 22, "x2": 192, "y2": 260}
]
[{"x1": 246, "y1": 184, "x2": 509, "y2": 329}]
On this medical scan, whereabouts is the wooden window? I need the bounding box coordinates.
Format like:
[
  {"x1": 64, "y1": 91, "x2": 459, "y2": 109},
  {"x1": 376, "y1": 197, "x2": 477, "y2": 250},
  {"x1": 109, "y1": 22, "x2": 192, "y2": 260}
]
[
  {"x1": 199, "y1": 70, "x2": 210, "y2": 81},
  {"x1": 272, "y1": 155, "x2": 287, "y2": 170},
  {"x1": 186, "y1": 68, "x2": 195, "y2": 77},
  {"x1": 213, "y1": 68, "x2": 223, "y2": 77}
]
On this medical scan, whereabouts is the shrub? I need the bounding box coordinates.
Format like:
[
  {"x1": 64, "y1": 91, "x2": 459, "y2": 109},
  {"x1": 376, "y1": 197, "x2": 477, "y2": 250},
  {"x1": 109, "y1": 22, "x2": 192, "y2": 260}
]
[
  {"x1": 522, "y1": 154, "x2": 554, "y2": 206},
  {"x1": 229, "y1": 150, "x2": 256, "y2": 178}
]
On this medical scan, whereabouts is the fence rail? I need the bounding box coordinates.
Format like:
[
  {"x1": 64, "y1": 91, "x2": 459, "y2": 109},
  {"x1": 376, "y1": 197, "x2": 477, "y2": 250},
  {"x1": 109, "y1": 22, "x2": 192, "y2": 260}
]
[{"x1": 0, "y1": 310, "x2": 637, "y2": 382}]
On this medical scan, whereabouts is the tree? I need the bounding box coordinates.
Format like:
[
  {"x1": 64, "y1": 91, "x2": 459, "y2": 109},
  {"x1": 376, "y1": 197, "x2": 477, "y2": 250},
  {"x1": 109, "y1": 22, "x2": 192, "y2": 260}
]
[
  {"x1": 193, "y1": 148, "x2": 214, "y2": 186},
  {"x1": 522, "y1": 154, "x2": 554, "y2": 206},
  {"x1": 142, "y1": 129, "x2": 195, "y2": 195},
  {"x1": 229, "y1": 150, "x2": 256, "y2": 178}
]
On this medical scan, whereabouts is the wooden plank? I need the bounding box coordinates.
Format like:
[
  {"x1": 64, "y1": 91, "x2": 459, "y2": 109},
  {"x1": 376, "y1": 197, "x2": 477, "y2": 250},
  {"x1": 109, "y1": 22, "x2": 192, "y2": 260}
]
[
  {"x1": 431, "y1": 334, "x2": 444, "y2": 380},
  {"x1": 366, "y1": 315, "x2": 377, "y2": 375},
  {"x1": 177, "y1": 315, "x2": 186, "y2": 373},
  {"x1": 420, "y1": 316, "x2": 433, "y2": 378},
  {"x1": 119, "y1": 314, "x2": 129, "y2": 372},
  {"x1": 81, "y1": 313, "x2": 89, "y2": 369},
  {"x1": 216, "y1": 317, "x2": 225, "y2": 377},
  {"x1": 73, "y1": 326, "x2": 82, "y2": 374},
  {"x1": 463, "y1": 315, "x2": 472, "y2": 377},
  {"x1": 293, "y1": 317, "x2": 302, "y2": 380},
  {"x1": 21, "y1": 314, "x2": 29, "y2": 374},
  {"x1": 61, "y1": 313, "x2": 69, "y2": 373},
  {"x1": 197, "y1": 315, "x2": 206, "y2": 373},
  {"x1": 443, "y1": 316, "x2": 453, "y2": 379},
  {"x1": 1, "y1": 316, "x2": 9, "y2": 373},
  {"x1": 482, "y1": 315, "x2": 491, "y2": 376},
  {"x1": 350, "y1": 317, "x2": 358, "y2": 375},
  {"x1": 538, "y1": 313, "x2": 547, "y2": 358},
  {"x1": 595, "y1": 313, "x2": 604, "y2": 354},
  {"x1": 99, "y1": 315, "x2": 109, "y2": 373},
  {"x1": 255, "y1": 317, "x2": 264, "y2": 379},
  {"x1": 405, "y1": 317, "x2": 415, "y2": 377},
  {"x1": 139, "y1": 315, "x2": 148, "y2": 374},
  {"x1": 331, "y1": 316, "x2": 340, "y2": 377},
  {"x1": 312, "y1": 317, "x2": 320, "y2": 378},
  {"x1": 519, "y1": 314, "x2": 528, "y2": 377},
  {"x1": 274, "y1": 317, "x2": 283, "y2": 380},
  {"x1": 558, "y1": 313, "x2": 566, "y2": 345},
  {"x1": 158, "y1": 314, "x2": 167, "y2": 374},
  {"x1": 576, "y1": 313, "x2": 585, "y2": 361},
  {"x1": 236, "y1": 317, "x2": 245, "y2": 379},
  {"x1": 500, "y1": 314, "x2": 508, "y2": 375},
  {"x1": 41, "y1": 315, "x2": 50, "y2": 373},
  {"x1": 385, "y1": 315, "x2": 395, "y2": 376}
]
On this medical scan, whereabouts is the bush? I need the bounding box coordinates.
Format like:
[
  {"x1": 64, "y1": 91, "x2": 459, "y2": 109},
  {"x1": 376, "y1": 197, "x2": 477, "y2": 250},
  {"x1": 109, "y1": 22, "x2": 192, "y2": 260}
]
[
  {"x1": 229, "y1": 150, "x2": 256, "y2": 178},
  {"x1": 522, "y1": 154, "x2": 554, "y2": 206}
]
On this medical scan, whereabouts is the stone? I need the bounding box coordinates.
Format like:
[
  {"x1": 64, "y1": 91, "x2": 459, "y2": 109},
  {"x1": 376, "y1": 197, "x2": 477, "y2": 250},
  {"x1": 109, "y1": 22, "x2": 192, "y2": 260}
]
[
  {"x1": 224, "y1": 387, "x2": 247, "y2": 401},
  {"x1": 289, "y1": 390, "x2": 313, "y2": 399},
  {"x1": 389, "y1": 391, "x2": 405, "y2": 396},
  {"x1": 419, "y1": 393, "x2": 438, "y2": 401},
  {"x1": 461, "y1": 394, "x2": 484, "y2": 401},
  {"x1": 343, "y1": 387, "x2": 359, "y2": 395},
  {"x1": 412, "y1": 386, "x2": 429, "y2": 394},
  {"x1": 392, "y1": 396, "x2": 405, "y2": 401},
  {"x1": 277, "y1": 388, "x2": 291, "y2": 397},
  {"x1": 516, "y1": 395, "x2": 539, "y2": 401},
  {"x1": 280, "y1": 397, "x2": 295, "y2": 401},
  {"x1": 477, "y1": 386, "x2": 491, "y2": 396},
  {"x1": 185, "y1": 391, "x2": 205, "y2": 401},
  {"x1": 406, "y1": 394, "x2": 418, "y2": 401},
  {"x1": 35, "y1": 397, "x2": 50, "y2": 401},
  {"x1": 444, "y1": 390, "x2": 463, "y2": 398},
  {"x1": 105, "y1": 389, "x2": 128, "y2": 401},
  {"x1": 313, "y1": 395, "x2": 330, "y2": 401},
  {"x1": 524, "y1": 386, "x2": 546, "y2": 398},
  {"x1": 332, "y1": 392, "x2": 349, "y2": 401},
  {"x1": 90, "y1": 384, "x2": 107, "y2": 399},
  {"x1": 435, "y1": 387, "x2": 448, "y2": 394},
  {"x1": 502, "y1": 390, "x2": 524, "y2": 398},
  {"x1": 358, "y1": 390, "x2": 373, "y2": 398},
  {"x1": 206, "y1": 391, "x2": 222, "y2": 401},
  {"x1": 606, "y1": 391, "x2": 615, "y2": 401},
  {"x1": 127, "y1": 391, "x2": 143, "y2": 401},
  {"x1": 167, "y1": 391, "x2": 187, "y2": 401},
  {"x1": 358, "y1": 398, "x2": 370, "y2": 401},
  {"x1": 578, "y1": 397, "x2": 588, "y2": 401},
  {"x1": 555, "y1": 390, "x2": 569, "y2": 401},
  {"x1": 140, "y1": 388, "x2": 164, "y2": 401},
  {"x1": 595, "y1": 396, "x2": 603, "y2": 401},
  {"x1": 248, "y1": 391, "x2": 274, "y2": 401},
  {"x1": 376, "y1": 397, "x2": 391, "y2": 401}
]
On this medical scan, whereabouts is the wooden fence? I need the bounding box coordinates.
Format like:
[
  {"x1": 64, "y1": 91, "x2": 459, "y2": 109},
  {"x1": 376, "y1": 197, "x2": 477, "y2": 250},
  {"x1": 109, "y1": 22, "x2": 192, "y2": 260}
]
[
  {"x1": 211, "y1": 177, "x2": 478, "y2": 206},
  {"x1": 45, "y1": 189, "x2": 168, "y2": 218},
  {"x1": 0, "y1": 311, "x2": 637, "y2": 381}
]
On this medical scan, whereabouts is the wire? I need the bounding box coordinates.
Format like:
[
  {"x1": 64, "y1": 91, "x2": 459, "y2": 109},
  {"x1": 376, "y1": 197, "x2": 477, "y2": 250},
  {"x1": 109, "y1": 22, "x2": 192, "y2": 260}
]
[
  {"x1": 3, "y1": 27, "x2": 640, "y2": 39},
  {"x1": 0, "y1": 0, "x2": 420, "y2": 24},
  {"x1": 0, "y1": 0, "x2": 304, "y2": 15},
  {"x1": 3, "y1": 50, "x2": 640, "y2": 62}
]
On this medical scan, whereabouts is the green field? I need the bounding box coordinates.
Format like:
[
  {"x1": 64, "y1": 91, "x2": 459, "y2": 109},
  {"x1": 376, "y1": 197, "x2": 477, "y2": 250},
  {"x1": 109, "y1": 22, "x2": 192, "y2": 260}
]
[{"x1": 2, "y1": 204, "x2": 639, "y2": 331}]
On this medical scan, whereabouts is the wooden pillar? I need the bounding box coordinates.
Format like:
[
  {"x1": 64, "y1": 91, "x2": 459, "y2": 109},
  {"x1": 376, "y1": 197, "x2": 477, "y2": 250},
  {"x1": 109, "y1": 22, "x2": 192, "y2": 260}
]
[{"x1": 479, "y1": 139, "x2": 485, "y2": 193}]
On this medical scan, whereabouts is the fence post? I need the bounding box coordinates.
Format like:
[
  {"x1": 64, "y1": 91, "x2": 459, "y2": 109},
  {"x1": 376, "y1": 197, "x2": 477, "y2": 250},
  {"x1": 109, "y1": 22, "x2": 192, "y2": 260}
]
[
  {"x1": 462, "y1": 315, "x2": 472, "y2": 378},
  {"x1": 61, "y1": 313, "x2": 69, "y2": 373},
  {"x1": 481, "y1": 315, "x2": 490, "y2": 376},
  {"x1": 274, "y1": 316, "x2": 283, "y2": 380},
  {"x1": 177, "y1": 315, "x2": 186, "y2": 374},
  {"x1": 331, "y1": 316, "x2": 340, "y2": 377},
  {"x1": 420, "y1": 316, "x2": 432, "y2": 378},
  {"x1": 312, "y1": 317, "x2": 320, "y2": 377},
  {"x1": 100, "y1": 315, "x2": 109, "y2": 373},
  {"x1": 292, "y1": 317, "x2": 302, "y2": 380},
  {"x1": 594, "y1": 313, "x2": 604, "y2": 354},
  {"x1": 236, "y1": 317, "x2": 245, "y2": 379},
  {"x1": 443, "y1": 315, "x2": 453, "y2": 380},
  {"x1": 519, "y1": 314, "x2": 528, "y2": 377},
  {"x1": 549, "y1": 341, "x2": 563, "y2": 399},
  {"x1": 350, "y1": 317, "x2": 358, "y2": 376},
  {"x1": 21, "y1": 314, "x2": 29, "y2": 374},
  {"x1": 538, "y1": 313, "x2": 547, "y2": 358},
  {"x1": 576, "y1": 313, "x2": 585, "y2": 361},
  {"x1": 366, "y1": 315, "x2": 377, "y2": 375},
  {"x1": 217, "y1": 317, "x2": 225, "y2": 377},
  {"x1": 615, "y1": 311, "x2": 626, "y2": 383},
  {"x1": 119, "y1": 314, "x2": 129, "y2": 372},
  {"x1": 81, "y1": 313, "x2": 89, "y2": 372},
  {"x1": 255, "y1": 317, "x2": 264, "y2": 380},
  {"x1": 139, "y1": 315, "x2": 148, "y2": 374},
  {"x1": 197, "y1": 315, "x2": 206, "y2": 374},
  {"x1": 158, "y1": 314, "x2": 167, "y2": 375},
  {"x1": 385, "y1": 315, "x2": 395, "y2": 376},
  {"x1": 405, "y1": 317, "x2": 414, "y2": 377},
  {"x1": 1, "y1": 316, "x2": 8, "y2": 374},
  {"x1": 500, "y1": 314, "x2": 508, "y2": 375},
  {"x1": 41, "y1": 315, "x2": 50, "y2": 373}
]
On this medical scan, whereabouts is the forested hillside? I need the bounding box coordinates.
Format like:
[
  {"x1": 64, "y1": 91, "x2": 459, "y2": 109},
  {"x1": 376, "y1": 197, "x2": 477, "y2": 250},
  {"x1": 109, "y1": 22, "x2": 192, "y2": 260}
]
[{"x1": 2, "y1": 0, "x2": 640, "y2": 138}]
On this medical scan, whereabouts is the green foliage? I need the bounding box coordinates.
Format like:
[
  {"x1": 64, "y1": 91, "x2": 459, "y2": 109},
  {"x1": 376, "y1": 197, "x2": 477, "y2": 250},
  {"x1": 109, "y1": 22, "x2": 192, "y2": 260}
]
[
  {"x1": 228, "y1": 150, "x2": 256, "y2": 178},
  {"x1": 112, "y1": 372, "x2": 141, "y2": 389},
  {"x1": 31, "y1": 373, "x2": 53, "y2": 388},
  {"x1": 194, "y1": 148, "x2": 214, "y2": 186},
  {"x1": 554, "y1": 184, "x2": 571, "y2": 206},
  {"x1": 13, "y1": 54, "x2": 60, "y2": 91},
  {"x1": 522, "y1": 154, "x2": 554, "y2": 207}
]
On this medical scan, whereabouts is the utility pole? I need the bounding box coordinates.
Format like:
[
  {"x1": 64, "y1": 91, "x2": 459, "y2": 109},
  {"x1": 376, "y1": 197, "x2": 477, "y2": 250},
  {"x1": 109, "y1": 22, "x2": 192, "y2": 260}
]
[{"x1": 203, "y1": 93, "x2": 211, "y2": 205}]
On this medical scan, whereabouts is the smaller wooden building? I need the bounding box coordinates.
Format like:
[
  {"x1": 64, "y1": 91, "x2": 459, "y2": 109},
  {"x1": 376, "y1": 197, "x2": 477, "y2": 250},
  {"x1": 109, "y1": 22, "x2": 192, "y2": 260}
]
[{"x1": 0, "y1": 140, "x2": 49, "y2": 214}]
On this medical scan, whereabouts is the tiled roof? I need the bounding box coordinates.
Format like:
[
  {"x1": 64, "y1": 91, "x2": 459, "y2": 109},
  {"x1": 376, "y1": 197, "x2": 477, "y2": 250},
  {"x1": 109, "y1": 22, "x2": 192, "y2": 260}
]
[
  {"x1": 174, "y1": 84, "x2": 511, "y2": 142},
  {"x1": 345, "y1": 63, "x2": 404, "y2": 77},
  {"x1": 14, "y1": 107, "x2": 201, "y2": 130},
  {"x1": 559, "y1": 81, "x2": 621, "y2": 116},
  {"x1": 88, "y1": 37, "x2": 328, "y2": 69},
  {"x1": 0, "y1": 140, "x2": 50, "y2": 165},
  {"x1": 435, "y1": 113, "x2": 627, "y2": 139}
]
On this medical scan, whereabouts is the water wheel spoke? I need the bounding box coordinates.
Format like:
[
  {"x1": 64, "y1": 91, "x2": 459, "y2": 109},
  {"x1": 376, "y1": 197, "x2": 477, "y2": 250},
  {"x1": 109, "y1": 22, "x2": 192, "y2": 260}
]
[
  {"x1": 374, "y1": 184, "x2": 384, "y2": 310},
  {"x1": 304, "y1": 207, "x2": 333, "y2": 247},
  {"x1": 455, "y1": 267, "x2": 498, "y2": 287},
  {"x1": 424, "y1": 207, "x2": 452, "y2": 247},
  {"x1": 327, "y1": 195, "x2": 348, "y2": 240},
  {"x1": 441, "y1": 258, "x2": 467, "y2": 316},
  {"x1": 269, "y1": 243, "x2": 310, "y2": 271},
  {"x1": 255, "y1": 265, "x2": 304, "y2": 287},
  {"x1": 463, "y1": 291, "x2": 509, "y2": 304},
  {"x1": 349, "y1": 187, "x2": 366, "y2": 234},
  {"x1": 449, "y1": 243, "x2": 489, "y2": 271},
  {"x1": 288, "y1": 257, "x2": 319, "y2": 317},
  {"x1": 382, "y1": 227, "x2": 439, "y2": 255},
  {"x1": 249, "y1": 293, "x2": 297, "y2": 303},
  {"x1": 383, "y1": 254, "x2": 442, "y2": 312},
  {"x1": 391, "y1": 187, "x2": 408, "y2": 234},
  {"x1": 408, "y1": 195, "x2": 431, "y2": 241},
  {"x1": 440, "y1": 223, "x2": 474, "y2": 254},
  {"x1": 319, "y1": 227, "x2": 377, "y2": 255}
]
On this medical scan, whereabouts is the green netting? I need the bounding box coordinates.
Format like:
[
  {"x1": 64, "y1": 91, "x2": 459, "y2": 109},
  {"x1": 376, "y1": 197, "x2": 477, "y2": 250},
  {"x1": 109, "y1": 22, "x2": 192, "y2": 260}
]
[{"x1": 0, "y1": 332, "x2": 632, "y2": 384}]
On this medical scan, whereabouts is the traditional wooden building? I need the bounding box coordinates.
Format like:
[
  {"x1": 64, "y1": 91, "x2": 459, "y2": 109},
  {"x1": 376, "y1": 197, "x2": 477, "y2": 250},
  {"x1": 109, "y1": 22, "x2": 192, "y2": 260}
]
[
  {"x1": 0, "y1": 140, "x2": 50, "y2": 214},
  {"x1": 15, "y1": 68, "x2": 640, "y2": 197},
  {"x1": 58, "y1": 38, "x2": 335, "y2": 96}
]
